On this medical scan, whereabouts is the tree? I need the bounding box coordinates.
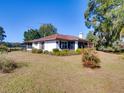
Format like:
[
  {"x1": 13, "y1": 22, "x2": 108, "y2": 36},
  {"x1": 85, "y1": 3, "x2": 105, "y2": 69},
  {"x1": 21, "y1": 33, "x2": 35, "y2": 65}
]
[
  {"x1": 0, "y1": 26, "x2": 6, "y2": 42},
  {"x1": 0, "y1": 27, "x2": 6, "y2": 42},
  {"x1": 86, "y1": 31, "x2": 99, "y2": 46},
  {"x1": 24, "y1": 29, "x2": 40, "y2": 41},
  {"x1": 39, "y1": 24, "x2": 57, "y2": 37},
  {"x1": 84, "y1": 0, "x2": 124, "y2": 47}
]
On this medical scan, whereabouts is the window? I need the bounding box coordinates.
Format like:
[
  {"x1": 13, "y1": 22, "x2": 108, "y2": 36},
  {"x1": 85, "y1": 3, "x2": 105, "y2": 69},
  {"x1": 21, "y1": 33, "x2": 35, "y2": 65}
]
[
  {"x1": 27, "y1": 43, "x2": 32, "y2": 48},
  {"x1": 60, "y1": 41, "x2": 68, "y2": 49},
  {"x1": 69, "y1": 42, "x2": 75, "y2": 49}
]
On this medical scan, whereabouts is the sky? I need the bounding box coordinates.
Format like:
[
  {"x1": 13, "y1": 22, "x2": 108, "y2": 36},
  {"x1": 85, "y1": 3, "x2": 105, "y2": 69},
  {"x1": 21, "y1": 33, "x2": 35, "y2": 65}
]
[{"x1": 0, "y1": 0, "x2": 88, "y2": 42}]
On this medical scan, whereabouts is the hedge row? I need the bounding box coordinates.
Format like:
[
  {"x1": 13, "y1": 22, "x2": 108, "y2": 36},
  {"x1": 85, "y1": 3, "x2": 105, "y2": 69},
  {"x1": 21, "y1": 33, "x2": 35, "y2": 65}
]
[{"x1": 32, "y1": 48, "x2": 83, "y2": 56}]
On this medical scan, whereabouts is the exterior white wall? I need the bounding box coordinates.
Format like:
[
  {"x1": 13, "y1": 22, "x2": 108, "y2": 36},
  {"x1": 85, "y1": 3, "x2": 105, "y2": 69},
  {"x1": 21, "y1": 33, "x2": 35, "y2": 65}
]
[
  {"x1": 44, "y1": 40, "x2": 57, "y2": 51},
  {"x1": 27, "y1": 48, "x2": 32, "y2": 51},
  {"x1": 27, "y1": 40, "x2": 80, "y2": 51},
  {"x1": 32, "y1": 42, "x2": 42, "y2": 49},
  {"x1": 122, "y1": 37, "x2": 124, "y2": 42},
  {"x1": 75, "y1": 41, "x2": 78, "y2": 50}
]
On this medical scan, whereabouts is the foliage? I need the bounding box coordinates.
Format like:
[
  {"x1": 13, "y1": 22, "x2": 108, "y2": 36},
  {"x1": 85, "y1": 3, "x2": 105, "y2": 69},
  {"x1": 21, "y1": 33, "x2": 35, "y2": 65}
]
[
  {"x1": 39, "y1": 24, "x2": 57, "y2": 37},
  {"x1": 76, "y1": 48, "x2": 83, "y2": 54},
  {"x1": 112, "y1": 40, "x2": 122, "y2": 52},
  {"x1": 24, "y1": 24, "x2": 57, "y2": 41},
  {"x1": 0, "y1": 45, "x2": 8, "y2": 53},
  {"x1": 0, "y1": 57, "x2": 17, "y2": 73},
  {"x1": 43, "y1": 50, "x2": 50, "y2": 54},
  {"x1": 82, "y1": 48, "x2": 101, "y2": 68},
  {"x1": 52, "y1": 51, "x2": 68, "y2": 56},
  {"x1": 102, "y1": 47, "x2": 115, "y2": 52},
  {"x1": 32, "y1": 49, "x2": 43, "y2": 54},
  {"x1": 9, "y1": 47, "x2": 23, "y2": 52},
  {"x1": 97, "y1": 40, "x2": 124, "y2": 52},
  {"x1": 84, "y1": 0, "x2": 124, "y2": 47},
  {"x1": 86, "y1": 31, "x2": 99, "y2": 46},
  {"x1": 68, "y1": 50, "x2": 79, "y2": 55},
  {"x1": 52, "y1": 49, "x2": 80, "y2": 56},
  {"x1": 24, "y1": 29, "x2": 40, "y2": 41},
  {"x1": 53, "y1": 48, "x2": 60, "y2": 53},
  {"x1": 0, "y1": 26, "x2": 6, "y2": 42}
]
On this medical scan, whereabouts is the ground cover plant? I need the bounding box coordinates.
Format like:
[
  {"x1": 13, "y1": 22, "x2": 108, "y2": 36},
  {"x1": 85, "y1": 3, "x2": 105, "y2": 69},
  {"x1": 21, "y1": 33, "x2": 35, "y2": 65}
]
[{"x1": 32, "y1": 48, "x2": 43, "y2": 54}]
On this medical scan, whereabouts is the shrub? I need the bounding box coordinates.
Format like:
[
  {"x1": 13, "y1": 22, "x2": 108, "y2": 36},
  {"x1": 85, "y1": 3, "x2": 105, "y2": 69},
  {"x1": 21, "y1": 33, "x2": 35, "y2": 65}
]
[
  {"x1": 60, "y1": 50, "x2": 69, "y2": 56},
  {"x1": 97, "y1": 46, "x2": 104, "y2": 51},
  {"x1": 43, "y1": 50, "x2": 49, "y2": 54},
  {"x1": 103, "y1": 47, "x2": 114, "y2": 52},
  {"x1": 0, "y1": 45, "x2": 8, "y2": 53},
  {"x1": 82, "y1": 48, "x2": 101, "y2": 68},
  {"x1": 63, "y1": 49, "x2": 69, "y2": 52},
  {"x1": 9, "y1": 47, "x2": 23, "y2": 52},
  {"x1": 53, "y1": 48, "x2": 59, "y2": 53},
  {"x1": 32, "y1": 48, "x2": 37, "y2": 53},
  {"x1": 68, "y1": 50, "x2": 79, "y2": 55},
  {"x1": 52, "y1": 49, "x2": 80, "y2": 56},
  {"x1": 37, "y1": 49, "x2": 43, "y2": 53},
  {"x1": 32, "y1": 48, "x2": 43, "y2": 54},
  {"x1": 0, "y1": 57, "x2": 18, "y2": 73},
  {"x1": 76, "y1": 48, "x2": 83, "y2": 54}
]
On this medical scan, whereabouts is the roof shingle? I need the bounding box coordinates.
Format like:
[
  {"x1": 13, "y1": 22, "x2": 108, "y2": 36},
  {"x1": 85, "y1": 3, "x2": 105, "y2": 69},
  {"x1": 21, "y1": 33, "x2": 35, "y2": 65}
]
[{"x1": 25, "y1": 34, "x2": 87, "y2": 43}]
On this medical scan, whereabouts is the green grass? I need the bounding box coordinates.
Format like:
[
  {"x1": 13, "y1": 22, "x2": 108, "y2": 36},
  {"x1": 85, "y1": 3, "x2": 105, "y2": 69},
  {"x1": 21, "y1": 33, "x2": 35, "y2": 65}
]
[{"x1": 0, "y1": 51, "x2": 124, "y2": 93}]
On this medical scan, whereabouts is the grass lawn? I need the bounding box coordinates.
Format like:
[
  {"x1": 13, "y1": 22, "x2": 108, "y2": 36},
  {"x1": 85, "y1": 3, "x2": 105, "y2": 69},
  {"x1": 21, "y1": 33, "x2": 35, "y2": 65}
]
[{"x1": 0, "y1": 51, "x2": 124, "y2": 93}]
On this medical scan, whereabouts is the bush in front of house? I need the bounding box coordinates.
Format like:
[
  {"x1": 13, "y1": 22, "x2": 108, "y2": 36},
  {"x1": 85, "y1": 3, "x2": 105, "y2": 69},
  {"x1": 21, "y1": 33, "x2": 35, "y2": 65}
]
[
  {"x1": 52, "y1": 49, "x2": 81, "y2": 56},
  {"x1": 0, "y1": 57, "x2": 18, "y2": 73},
  {"x1": 43, "y1": 50, "x2": 50, "y2": 54},
  {"x1": 52, "y1": 51, "x2": 67, "y2": 56},
  {"x1": 68, "y1": 50, "x2": 79, "y2": 55},
  {"x1": 82, "y1": 48, "x2": 101, "y2": 68},
  {"x1": 76, "y1": 48, "x2": 83, "y2": 54},
  {"x1": 37, "y1": 49, "x2": 43, "y2": 53},
  {"x1": 53, "y1": 48, "x2": 60, "y2": 53},
  {"x1": 32, "y1": 48, "x2": 38, "y2": 53},
  {"x1": 32, "y1": 48, "x2": 43, "y2": 54}
]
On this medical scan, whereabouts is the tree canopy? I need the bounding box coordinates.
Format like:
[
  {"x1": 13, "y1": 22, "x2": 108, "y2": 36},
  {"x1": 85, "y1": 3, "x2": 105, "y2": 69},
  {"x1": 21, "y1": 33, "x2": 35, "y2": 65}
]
[
  {"x1": 0, "y1": 26, "x2": 6, "y2": 42},
  {"x1": 39, "y1": 24, "x2": 57, "y2": 37},
  {"x1": 24, "y1": 24, "x2": 57, "y2": 41},
  {"x1": 24, "y1": 29, "x2": 40, "y2": 41},
  {"x1": 84, "y1": 0, "x2": 124, "y2": 47},
  {"x1": 86, "y1": 31, "x2": 99, "y2": 46}
]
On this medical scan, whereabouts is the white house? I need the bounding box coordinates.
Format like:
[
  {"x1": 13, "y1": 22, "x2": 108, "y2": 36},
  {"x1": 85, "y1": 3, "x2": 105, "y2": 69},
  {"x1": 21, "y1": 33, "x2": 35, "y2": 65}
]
[
  {"x1": 120, "y1": 34, "x2": 124, "y2": 42},
  {"x1": 25, "y1": 33, "x2": 92, "y2": 51}
]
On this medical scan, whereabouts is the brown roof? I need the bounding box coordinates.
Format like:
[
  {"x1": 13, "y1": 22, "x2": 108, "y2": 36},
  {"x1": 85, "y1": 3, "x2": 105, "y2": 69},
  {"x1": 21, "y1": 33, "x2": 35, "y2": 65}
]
[{"x1": 25, "y1": 34, "x2": 87, "y2": 43}]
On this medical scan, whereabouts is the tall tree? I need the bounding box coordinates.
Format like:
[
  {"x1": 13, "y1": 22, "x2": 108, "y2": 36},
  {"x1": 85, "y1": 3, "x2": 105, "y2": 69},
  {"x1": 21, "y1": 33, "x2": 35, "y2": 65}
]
[
  {"x1": 84, "y1": 0, "x2": 124, "y2": 47},
  {"x1": 86, "y1": 31, "x2": 99, "y2": 46},
  {"x1": 24, "y1": 29, "x2": 40, "y2": 41},
  {"x1": 39, "y1": 24, "x2": 57, "y2": 37},
  {"x1": 0, "y1": 26, "x2": 6, "y2": 42}
]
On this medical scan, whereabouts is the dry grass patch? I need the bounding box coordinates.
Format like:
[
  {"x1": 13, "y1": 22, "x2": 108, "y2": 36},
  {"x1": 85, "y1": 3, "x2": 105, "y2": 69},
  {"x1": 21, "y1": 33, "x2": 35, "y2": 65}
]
[{"x1": 0, "y1": 51, "x2": 123, "y2": 93}]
